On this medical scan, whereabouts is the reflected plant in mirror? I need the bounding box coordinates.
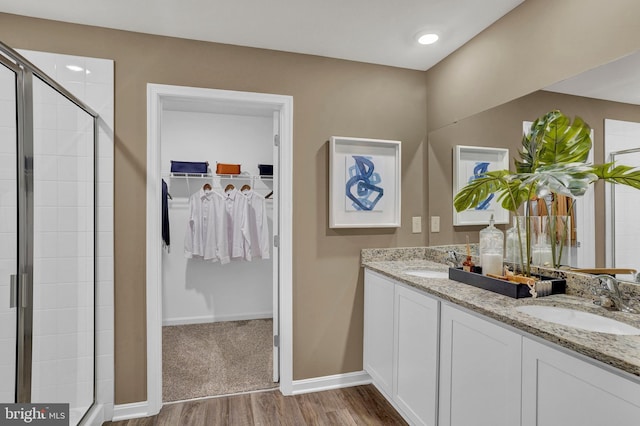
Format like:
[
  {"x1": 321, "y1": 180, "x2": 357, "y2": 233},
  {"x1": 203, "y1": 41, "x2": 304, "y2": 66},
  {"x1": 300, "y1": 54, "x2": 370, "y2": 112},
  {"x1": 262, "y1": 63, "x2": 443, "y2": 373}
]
[{"x1": 454, "y1": 110, "x2": 640, "y2": 277}]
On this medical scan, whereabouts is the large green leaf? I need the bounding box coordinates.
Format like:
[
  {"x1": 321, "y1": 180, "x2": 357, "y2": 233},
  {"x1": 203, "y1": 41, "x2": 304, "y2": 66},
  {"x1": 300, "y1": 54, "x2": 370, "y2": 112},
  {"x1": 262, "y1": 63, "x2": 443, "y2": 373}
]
[
  {"x1": 453, "y1": 170, "x2": 512, "y2": 212},
  {"x1": 592, "y1": 163, "x2": 640, "y2": 189},
  {"x1": 518, "y1": 163, "x2": 598, "y2": 197},
  {"x1": 515, "y1": 110, "x2": 591, "y2": 173}
]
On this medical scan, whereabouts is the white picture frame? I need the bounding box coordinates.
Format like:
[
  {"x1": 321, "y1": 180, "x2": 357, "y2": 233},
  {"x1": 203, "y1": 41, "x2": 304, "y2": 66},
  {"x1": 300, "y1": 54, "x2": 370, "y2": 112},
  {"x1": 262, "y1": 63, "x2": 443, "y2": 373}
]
[
  {"x1": 329, "y1": 136, "x2": 401, "y2": 228},
  {"x1": 453, "y1": 145, "x2": 510, "y2": 226}
]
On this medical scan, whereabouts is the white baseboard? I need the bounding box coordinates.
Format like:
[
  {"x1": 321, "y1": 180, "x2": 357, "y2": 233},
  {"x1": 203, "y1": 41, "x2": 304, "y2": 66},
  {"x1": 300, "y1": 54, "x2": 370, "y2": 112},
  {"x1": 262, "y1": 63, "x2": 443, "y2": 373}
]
[
  {"x1": 291, "y1": 371, "x2": 372, "y2": 395},
  {"x1": 112, "y1": 401, "x2": 153, "y2": 422},
  {"x1": 162, "y1": 312, "x2": 273, "y2": 326}
]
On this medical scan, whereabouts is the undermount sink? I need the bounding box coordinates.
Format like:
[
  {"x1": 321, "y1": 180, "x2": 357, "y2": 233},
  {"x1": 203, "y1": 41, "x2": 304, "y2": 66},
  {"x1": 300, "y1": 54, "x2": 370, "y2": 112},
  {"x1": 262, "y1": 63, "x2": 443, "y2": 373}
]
[
  {"x1": 404, "y1": 270, "x2": 450, "y2": 279},
  {"x1": 515, "y1": 305, "x2": 640, "y2": 335}
]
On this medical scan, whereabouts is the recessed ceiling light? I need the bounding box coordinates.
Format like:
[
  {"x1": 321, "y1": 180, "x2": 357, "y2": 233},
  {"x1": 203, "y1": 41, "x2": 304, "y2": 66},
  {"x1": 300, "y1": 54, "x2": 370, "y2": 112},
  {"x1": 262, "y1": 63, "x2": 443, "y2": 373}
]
[{"x1": 417, "y1": 33, "x2": 439, "y2": 45}]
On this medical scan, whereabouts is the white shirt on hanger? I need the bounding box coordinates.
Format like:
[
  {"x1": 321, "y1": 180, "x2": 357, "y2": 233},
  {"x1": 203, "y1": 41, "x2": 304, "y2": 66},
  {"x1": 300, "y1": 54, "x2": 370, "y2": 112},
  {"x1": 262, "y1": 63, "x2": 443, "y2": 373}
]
[
  {"x1": 184, "y1": 188, "x2": 230, "y2": 264},
  {"x1": 224, "y1": 187, "x2": 251, "y2": 260},
  {"x1": 243, "y1": 189, "x2": 270, "y2": 260}
]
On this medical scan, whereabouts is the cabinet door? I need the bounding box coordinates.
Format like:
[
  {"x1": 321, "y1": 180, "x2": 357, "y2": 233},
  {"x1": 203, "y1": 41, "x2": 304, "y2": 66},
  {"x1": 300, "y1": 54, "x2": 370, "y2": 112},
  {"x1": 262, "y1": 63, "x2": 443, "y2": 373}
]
[
  {"x1": 363, "y1": 270, "x2": 395, "y2": 396},
  {"x1": 394, "y1": 284, "x2": 439, "y2": 426},
  {"x1": 439, "y1": 303, "x2": 522, "y2": 426},
  {"x1": 522, "y1": 337, "x2": 640, "y2": 426}
]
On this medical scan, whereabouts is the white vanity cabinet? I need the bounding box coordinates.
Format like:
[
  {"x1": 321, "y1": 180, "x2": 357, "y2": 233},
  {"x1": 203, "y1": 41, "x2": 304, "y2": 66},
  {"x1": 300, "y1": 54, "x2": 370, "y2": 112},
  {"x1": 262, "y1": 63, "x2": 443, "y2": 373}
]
[
  {"x1": 364, "y1": 269, "x2": 439, "y2": 426},
  {"x1": 438, "y1": 303, "x2": 522, "y2": 426},
  {"x1": 522, "y1": 337, "x2": 640, "y2": 426},
  {"x1": 363, "y1": 269, "x2": 395, "y2": 396}
]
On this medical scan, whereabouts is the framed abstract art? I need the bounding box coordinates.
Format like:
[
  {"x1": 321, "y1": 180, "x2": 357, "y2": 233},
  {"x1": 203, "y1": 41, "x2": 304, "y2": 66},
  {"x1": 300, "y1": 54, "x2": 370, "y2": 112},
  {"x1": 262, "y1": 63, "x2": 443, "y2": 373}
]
[
  {"x1": 453, "y1": 145, "x2": 510, "y2": 226},
  {"x1": 329, "y1": 136, "x2": 401, "y2": 228}
]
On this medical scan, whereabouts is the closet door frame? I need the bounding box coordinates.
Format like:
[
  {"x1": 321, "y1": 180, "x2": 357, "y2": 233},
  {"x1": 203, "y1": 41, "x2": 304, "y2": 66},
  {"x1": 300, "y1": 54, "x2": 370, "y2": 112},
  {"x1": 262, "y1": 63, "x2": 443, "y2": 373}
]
[{"x1": 146, "y1": 84, "x2": 294, "y2": 415}]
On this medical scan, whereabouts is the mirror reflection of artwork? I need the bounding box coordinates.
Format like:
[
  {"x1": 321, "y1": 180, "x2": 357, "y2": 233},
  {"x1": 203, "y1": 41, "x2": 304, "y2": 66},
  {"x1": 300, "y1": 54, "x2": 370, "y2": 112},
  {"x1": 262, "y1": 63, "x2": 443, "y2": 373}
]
[
  {"x1": 467, "y1": 161, "x2": 495, "y2": 211},
  {"x1": 453, "y1": 145, "x2": 509, "y2": 225},
  {"x1": 345, "y1": 155, "x2": 384, "y2": 211}
]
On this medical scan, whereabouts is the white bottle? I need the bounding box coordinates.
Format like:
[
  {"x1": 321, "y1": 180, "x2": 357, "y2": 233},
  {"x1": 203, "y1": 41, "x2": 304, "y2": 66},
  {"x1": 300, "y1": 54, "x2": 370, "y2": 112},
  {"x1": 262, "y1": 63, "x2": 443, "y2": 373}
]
[{"x1": 479, "y1": 214, "x2": 505, "y2": 277}]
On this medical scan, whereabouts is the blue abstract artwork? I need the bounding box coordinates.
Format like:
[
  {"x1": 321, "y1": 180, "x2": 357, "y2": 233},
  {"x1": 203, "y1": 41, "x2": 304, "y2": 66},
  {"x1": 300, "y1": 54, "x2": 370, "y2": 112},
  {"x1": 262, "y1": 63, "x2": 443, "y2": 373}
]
[
  {"x1": 345, "y1": 155, "x2": 384, "y2": 211},
  {"x1": 468, "y1": 161, "x2": 494, "y2": 210}
]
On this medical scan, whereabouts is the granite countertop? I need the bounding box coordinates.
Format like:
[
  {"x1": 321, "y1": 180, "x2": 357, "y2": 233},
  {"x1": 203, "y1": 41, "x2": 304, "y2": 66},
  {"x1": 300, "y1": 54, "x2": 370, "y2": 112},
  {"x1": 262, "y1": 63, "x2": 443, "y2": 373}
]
[{"x1": 362, "y1": 254, "x2": 640, "y2": 379}]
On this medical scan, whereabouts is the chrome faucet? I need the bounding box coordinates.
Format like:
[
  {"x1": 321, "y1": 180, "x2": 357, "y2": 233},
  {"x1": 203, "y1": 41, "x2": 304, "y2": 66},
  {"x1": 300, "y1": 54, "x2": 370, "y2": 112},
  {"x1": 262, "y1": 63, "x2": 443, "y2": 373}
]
[
  {"x1": 593, "y1": 275, "x2": 639, "y2": 314},
  {"x1": 446, "y1": 250, "x2": 461, "y2": 268}
]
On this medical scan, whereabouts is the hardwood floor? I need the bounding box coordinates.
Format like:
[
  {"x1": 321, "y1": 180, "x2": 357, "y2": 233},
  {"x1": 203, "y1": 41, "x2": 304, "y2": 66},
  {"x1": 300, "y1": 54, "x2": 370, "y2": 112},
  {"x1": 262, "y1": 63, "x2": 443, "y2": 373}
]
[{"x1": 103, "y1": 385, "x2": 407, "y2": 425}]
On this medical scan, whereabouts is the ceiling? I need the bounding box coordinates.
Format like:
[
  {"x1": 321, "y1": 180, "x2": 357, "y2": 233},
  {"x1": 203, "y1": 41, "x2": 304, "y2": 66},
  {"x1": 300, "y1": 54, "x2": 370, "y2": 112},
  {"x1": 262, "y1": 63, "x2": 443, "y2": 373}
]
[{"x1": 0, "y1": 0, "x2": 524, "y2": 71}]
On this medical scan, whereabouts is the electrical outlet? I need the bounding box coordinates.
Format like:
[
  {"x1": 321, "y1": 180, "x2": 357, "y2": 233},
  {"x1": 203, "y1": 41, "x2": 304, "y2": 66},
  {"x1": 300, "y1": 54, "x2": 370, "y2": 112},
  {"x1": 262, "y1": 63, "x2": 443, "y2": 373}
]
[
  {"x1": 412, "y1": 216, "x2": 422, "y2": 233},
  {"x1": 431, "y1": 216, "x2": 440, "y2": 233}
]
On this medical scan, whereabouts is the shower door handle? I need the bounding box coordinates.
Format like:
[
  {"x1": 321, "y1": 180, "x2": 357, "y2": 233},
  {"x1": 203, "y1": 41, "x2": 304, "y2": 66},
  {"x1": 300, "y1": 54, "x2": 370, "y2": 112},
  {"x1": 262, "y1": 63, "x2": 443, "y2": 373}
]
[
  {"x1": 10, "y1": 274, "x2": 17, "y2": 308},
  {"x1": 10, "y1": 274, "x2": 29, "y2": 308},
  {"x1": 20, "y1": 273, "x2": 28, "y2": 308}
]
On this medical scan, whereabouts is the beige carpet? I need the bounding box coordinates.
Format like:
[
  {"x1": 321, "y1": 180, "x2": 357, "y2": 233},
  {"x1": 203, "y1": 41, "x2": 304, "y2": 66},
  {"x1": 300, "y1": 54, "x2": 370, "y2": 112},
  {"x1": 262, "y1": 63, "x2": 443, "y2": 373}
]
[{"x1": 162, "y1": 319, "x2": 277, "y2": 402}]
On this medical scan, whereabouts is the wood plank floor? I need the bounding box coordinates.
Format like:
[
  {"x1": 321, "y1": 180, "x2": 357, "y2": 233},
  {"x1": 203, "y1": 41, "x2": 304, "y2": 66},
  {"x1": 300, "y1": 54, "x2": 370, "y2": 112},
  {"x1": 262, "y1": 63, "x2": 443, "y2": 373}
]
[{"x1": 103, "y1": 385, "x2": 408, "y2": 425}]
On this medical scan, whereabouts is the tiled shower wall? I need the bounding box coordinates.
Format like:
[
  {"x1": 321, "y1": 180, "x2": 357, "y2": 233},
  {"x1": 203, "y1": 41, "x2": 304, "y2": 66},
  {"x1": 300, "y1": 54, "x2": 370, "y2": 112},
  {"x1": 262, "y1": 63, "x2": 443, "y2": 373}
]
[
  {"x1": 604, "y1": 119, "x2": 640, "y2": 277},
  {"x1": 0, "y1": 49, "x2": 114, "y2": 423}
]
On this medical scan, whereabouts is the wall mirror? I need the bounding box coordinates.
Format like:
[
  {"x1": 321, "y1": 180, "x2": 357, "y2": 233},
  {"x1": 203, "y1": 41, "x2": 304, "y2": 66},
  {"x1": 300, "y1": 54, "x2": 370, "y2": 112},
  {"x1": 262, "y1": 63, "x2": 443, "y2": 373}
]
[{"x1": 427, "y1": 50, "x2": 640, "y2": 285}]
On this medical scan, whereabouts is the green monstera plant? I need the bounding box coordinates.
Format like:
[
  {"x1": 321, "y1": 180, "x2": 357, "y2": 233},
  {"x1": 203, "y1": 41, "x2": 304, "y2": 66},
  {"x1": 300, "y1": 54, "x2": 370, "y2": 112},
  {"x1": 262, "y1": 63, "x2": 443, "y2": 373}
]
[{"x1": 454, "y1": 110, "x2": 640, "y2": 277}]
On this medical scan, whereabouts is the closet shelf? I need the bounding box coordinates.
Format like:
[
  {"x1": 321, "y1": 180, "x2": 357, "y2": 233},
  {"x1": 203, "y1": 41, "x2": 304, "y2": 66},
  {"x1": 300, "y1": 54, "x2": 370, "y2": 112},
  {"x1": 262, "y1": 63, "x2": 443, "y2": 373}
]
[{"x1": 165, "y1": 173, "x2": 273, "y2": 181}]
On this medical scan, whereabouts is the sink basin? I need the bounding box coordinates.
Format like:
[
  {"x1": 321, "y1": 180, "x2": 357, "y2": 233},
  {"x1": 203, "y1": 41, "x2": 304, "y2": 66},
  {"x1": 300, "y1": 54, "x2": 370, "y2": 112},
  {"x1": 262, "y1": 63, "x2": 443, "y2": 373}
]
[
  {"x1": 515, "y1": 305, "x2": 640, "y2": 335},
  {"x1": 404, "y1": 270, "x2": 450, "y2": 279}
]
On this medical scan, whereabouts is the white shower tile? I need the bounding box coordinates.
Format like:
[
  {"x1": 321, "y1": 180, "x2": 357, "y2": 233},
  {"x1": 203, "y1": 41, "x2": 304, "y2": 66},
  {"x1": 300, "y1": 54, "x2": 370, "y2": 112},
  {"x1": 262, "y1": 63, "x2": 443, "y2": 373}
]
[
  {"x1": 0, "y1": 207, "x2": 17, "y2": 232},
  {"x1": 0, "y1": 314, "x2": 15, "y2": 339},
  {"x1": 56, "y1": 55, "x2": 86, "y2": 84},
  {"x1": 0, "y1": 100, "x2": 16, "y2": 128},
  {"x1": 96, "y1": 207, "x2": 113, "y2": 232},
  {"x1": 32, "y1": 101, "x2": 58, "y2": 130},
  {"x1": 57, "y1": 130, "x2": 89, "y2": 157},
  {"x1": 34, "y1": 207, "x2": 58, "y2": 232},
  {"x1": 38, "y1": 233, "x2": 62, "y2": 260},
  {"x1": 97, "y1": 182, "x2": 113, "y2": 207},
  {"x1": 0, "y1": 71, "x2": 15, "y2": 100},
  {"x1": 57, "y1": 104, "x2": 80, "y2": 131},
  {"x1": 57, "y1": 207, "x2": 81, "y2": 232},
  {"x1": 33, "y1": 154, "x2": 58, "y2": 182},
  {"x1": 33, "y1": 308, "x2": 59, "y2": 336},
  {"x1": 96, "y1": 330, "x2": 113, "y2": 357},
  {"x1": 0, "y1": 127, "x2": 17, "y2": 154},
  {"x1": 85, "y1": 58, "x2": 113, "y2": 85},
  {"x1": 96, "y1": 281, "x2": 114, "y2": 310},
  {"x1": 34, "y1": 181, "x2": 58, "y2": 207},
  {"x1": 96, "y1": 256, "x2": 113, "y2": 282},
  {"x1": 97, "y1": 132, "x2": 113, "y2": 159},
  {"x1": 33, "y1": 259, "x2": 59, "y2": 286},
  {"x1": 34, "y1": 128, "x2": 58, "y2": 155},
  {"x1": 97, "y1": 157, "x2": 114, "y2": 185},
  {"x1": 32, "y1": 283, "x2": 58, "y2": 309}
]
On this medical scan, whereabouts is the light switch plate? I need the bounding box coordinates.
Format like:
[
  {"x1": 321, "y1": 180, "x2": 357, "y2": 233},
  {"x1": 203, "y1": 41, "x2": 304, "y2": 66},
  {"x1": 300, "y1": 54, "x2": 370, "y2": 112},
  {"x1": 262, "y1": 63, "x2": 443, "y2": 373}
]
[
  {"x1": 412, "y1": 216, "x2": 422, "y2": 233},
  {"x1": 431, "y1": 216, "x2": 440, "y2": 233}
]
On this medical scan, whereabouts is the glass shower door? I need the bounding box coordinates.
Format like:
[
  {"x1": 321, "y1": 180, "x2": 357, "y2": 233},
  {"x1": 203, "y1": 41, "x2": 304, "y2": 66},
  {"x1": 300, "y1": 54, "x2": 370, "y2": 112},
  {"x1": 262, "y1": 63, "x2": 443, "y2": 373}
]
[
  {"x1": 0, "y1": 54, "x2": 18, "y2": 404},
  {"x1": 30, "y1": 74, "x2": 95, "y2": 425}
]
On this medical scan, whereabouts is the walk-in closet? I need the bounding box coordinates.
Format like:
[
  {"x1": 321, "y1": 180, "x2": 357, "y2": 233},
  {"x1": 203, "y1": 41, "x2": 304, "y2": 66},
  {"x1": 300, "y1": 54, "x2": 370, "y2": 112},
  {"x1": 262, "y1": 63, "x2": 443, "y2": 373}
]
[{"x1": 159, "y1": 93, "x2": 280, "y2": 402}]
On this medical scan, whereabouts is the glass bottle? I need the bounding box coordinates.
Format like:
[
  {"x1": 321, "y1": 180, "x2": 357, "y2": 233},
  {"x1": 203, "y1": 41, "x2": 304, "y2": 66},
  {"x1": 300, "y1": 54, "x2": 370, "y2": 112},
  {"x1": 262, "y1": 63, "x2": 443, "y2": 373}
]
[
  {"x1": 479, "y1": 214, "x2": 504, "y2": 276},
  {"x1": 505, "y1": 216, "x2": 526, "y2": 265}
]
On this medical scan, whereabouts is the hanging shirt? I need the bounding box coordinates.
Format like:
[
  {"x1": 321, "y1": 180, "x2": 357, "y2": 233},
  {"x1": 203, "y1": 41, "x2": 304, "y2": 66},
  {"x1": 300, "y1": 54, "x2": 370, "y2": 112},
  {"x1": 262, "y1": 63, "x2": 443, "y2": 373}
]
[
  {"x1": 243, "y1": 189, "x2": 271, "y2": 260},
  {"x1": 184, "y1": 188, "x2": 230, "y2": 263},
  {"x1": 224, "y1": 187, "x2": 251, "y2": 260}
]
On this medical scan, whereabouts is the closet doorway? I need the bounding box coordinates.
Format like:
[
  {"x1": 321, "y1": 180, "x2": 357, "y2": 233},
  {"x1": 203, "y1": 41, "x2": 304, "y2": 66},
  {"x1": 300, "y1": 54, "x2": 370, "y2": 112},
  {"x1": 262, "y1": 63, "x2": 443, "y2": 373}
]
[{"x1": 146, "y1": 84, "x2": 293, "y2": 412}]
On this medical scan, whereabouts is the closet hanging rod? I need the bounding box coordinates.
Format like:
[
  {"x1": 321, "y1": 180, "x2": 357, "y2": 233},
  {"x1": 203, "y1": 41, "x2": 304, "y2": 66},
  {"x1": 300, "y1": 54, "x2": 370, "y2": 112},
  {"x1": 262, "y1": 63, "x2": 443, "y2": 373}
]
[{"x1": 164, "y1": 173, "x2": 273, "y2": 180}]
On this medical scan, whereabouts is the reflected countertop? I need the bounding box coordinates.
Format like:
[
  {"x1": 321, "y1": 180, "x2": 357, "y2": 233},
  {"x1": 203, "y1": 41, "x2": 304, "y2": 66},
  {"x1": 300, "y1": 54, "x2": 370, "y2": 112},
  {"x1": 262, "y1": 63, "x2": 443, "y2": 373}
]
[{"x1": 362, "y1": 255, "x2": 640, "y2": 379}]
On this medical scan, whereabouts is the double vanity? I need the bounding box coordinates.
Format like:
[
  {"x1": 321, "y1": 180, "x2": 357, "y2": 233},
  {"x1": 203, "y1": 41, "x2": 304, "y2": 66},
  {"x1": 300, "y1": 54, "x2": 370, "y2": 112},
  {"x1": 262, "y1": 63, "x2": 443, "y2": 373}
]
[{"x1": 361, "y1": 246, "x2": 640, "y2": 426}]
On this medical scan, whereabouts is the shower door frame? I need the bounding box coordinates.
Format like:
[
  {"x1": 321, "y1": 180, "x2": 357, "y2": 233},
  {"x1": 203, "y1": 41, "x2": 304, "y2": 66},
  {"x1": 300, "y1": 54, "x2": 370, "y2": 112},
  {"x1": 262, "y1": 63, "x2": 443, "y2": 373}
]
[{"x1": 0, "y1": 41, "x2": 99, "y2": 408}]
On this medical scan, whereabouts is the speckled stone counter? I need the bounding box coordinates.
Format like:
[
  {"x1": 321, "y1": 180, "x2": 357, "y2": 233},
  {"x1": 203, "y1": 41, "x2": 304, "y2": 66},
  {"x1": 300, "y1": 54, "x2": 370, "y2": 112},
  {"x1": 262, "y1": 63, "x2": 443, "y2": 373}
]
[{"x1": 361, "y1": 249, "x2": 640, "y2": 379}]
